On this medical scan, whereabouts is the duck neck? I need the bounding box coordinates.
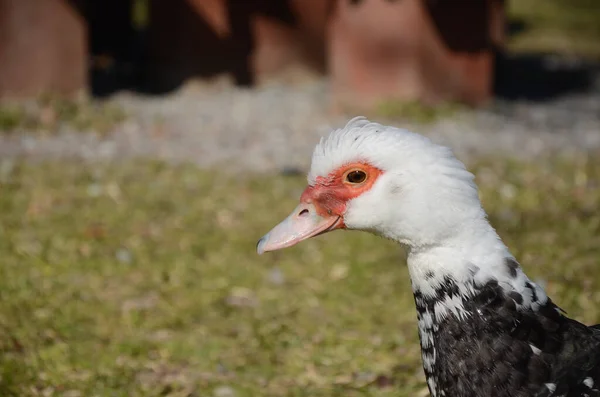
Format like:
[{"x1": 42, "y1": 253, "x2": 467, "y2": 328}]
[{"x1": 404, "y1": 221, "x2": 550, "y2": 396}]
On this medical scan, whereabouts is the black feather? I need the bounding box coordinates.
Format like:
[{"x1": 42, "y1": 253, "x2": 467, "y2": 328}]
[{"x1": 415, "y1": 278, "x2": 600, "y2": 397}]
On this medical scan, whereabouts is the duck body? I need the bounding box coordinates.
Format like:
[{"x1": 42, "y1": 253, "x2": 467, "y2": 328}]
[
  {"x1": 257, "y1": 117, "x2": 600, "y2": 397},
  {"x1": 415, "y1": 274, "x2": 600, "y2": 397}
]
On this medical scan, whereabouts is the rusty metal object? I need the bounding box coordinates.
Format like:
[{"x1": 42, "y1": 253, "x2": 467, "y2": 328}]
[
  {"x1": 142, "y1": 0, "x2": 330, "y2": 91},
  {"x1": 0, "y1": 0, "x2": 505, "y2": 107},
  {"x1": 0, "y1": 0, "x2": 87, "y2": 99},
  {"x1": 328, "y1": 0, "x2": 504, "y2": 110}
]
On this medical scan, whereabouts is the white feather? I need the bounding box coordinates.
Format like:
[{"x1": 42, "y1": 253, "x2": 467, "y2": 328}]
[{"x1": 308, "y1": 117, "x2": 549, "y2": 322}]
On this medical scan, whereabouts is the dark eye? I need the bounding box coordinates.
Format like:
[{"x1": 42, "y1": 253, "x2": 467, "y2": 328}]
[{"x1": 346, "y1": 170, "x2": 367, "y2": 184}]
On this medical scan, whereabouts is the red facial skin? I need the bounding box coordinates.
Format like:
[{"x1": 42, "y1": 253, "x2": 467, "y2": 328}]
[{"x1": 300, "y1": 162, "x2": 383, "y2": 228}]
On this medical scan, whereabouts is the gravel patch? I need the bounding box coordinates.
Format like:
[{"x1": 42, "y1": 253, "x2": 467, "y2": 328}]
[{"x1": 1, "y1": 75, "x2": 599, "y2": 173}]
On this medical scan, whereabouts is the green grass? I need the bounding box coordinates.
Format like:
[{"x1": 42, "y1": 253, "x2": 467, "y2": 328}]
[
  {"x1": 508, "y1": 0, "x2": 600, "y2": 58},
  {"x1": 373, "y1": 101, "x2": 464, "y2": 125},
  {"x1": 0, "y1": 96, "x2": 126, "y2": 135},
  {"x1": 1, "y1": 155, "x2": 600, "y2": 396}
]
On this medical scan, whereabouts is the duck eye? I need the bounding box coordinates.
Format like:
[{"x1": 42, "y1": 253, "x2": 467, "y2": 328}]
[{"x1": 346, "y1": 170, "x2": 367, "y2": 184}]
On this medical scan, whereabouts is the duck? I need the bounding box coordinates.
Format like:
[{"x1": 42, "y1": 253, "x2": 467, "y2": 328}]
[{"x1": 257, "y1": 117, "x2": 600, "y2": 397}]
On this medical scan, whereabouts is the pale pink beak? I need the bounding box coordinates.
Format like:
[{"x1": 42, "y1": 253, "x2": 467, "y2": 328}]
[{"x1": 257, "y1": 202, "x2": 343, "y2": 255}]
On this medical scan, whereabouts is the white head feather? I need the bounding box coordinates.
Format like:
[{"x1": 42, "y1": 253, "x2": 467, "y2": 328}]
[
  {"x1": 310, "y1": 116, "x2": 491, "y2": 248},
  {"x1": 308, "y1": 117, "x2": 547, "y2": 311}
]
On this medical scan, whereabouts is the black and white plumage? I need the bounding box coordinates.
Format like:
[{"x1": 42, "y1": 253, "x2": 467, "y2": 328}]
[
  {"x1": 414, "y1": 270, "x2": 600, "y2": 397},
  {"x1": 257, "y1": 117, "x2": 600, "y2": 397}
]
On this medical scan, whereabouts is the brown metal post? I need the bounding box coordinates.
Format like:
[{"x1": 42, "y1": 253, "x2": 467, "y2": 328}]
[{"x1": 0, "y1": 0, "x2": 87, "y2": 99}]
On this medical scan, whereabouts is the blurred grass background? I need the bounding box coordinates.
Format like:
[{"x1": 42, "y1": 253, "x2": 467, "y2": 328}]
[
  {"x1": 1, "y1": 156, "x2": 600, "y2": 397},
  {"x1": 509, "y1": 0, "x2": 600, "y2": 58},
  {"x1": 1, "y1": 0, "x2": 600, "y2": 396}
]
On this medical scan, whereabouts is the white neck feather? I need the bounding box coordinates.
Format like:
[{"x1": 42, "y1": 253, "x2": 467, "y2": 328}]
[
  {"x1": 405, "y1": 215, "x2": 550, "y2": 397},
  {"x1": 406, "y1": 216, "x2": 549, "y2": 322}
]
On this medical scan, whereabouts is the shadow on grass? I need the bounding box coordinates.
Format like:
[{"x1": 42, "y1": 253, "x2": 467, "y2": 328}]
[
  {"x1": 494, "y1": 9, "x2": 600, "y2": 101},
  {"x1": 494, "y1": 49, "x2": 600, "y2": 101}
]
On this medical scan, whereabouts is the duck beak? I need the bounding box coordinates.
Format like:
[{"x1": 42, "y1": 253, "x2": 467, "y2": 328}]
[{"x1": 257, "y1": 202, "x2": 343, "y2": 255}]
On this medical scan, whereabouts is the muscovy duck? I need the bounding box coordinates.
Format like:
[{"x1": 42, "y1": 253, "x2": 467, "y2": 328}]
[{"x1": 257, "y1": 117, "x2": 600, "y2": 397}]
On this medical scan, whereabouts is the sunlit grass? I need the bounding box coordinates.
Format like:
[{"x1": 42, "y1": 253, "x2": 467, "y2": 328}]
[
  {"x1": 373, "y1": 100, "x2": 464, "y2": 125},
  {"x1": 0, "y1": 154, "x2": 599, "y2": 396},
  {"x1": 0, "y1": 95, "x2": 126, "y2": 135},
  {"x1": 508, "y1": 0, "x2": 600, "y2": 58}
]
